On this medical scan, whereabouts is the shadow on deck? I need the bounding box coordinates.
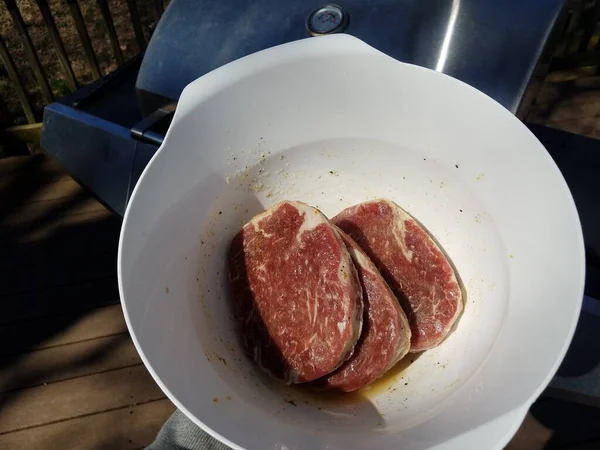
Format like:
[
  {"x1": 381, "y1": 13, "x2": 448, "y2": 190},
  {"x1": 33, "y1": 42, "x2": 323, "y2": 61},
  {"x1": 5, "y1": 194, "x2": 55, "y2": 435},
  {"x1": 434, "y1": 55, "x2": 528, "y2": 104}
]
[{"x1": 0, "y1": 154, "x2": 173, "y2": 450}]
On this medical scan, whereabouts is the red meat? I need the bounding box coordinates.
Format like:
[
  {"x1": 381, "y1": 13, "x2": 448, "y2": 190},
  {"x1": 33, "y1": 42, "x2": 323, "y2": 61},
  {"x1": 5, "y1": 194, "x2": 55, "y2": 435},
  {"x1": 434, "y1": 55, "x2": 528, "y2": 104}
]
[
  {"x1": 323, "y1": 228, "x2": 411, "y2": 392},
  {"x1": 228, "y1": 201, "x2": 363, "y2": 383},
  {"x1": 333, "y1": 199, "x2": 463, "y2": 352}
]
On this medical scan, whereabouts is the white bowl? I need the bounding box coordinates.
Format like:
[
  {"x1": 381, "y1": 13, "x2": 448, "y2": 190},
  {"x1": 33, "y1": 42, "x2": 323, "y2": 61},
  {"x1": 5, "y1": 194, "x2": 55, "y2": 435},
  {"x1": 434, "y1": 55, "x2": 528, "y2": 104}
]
[{"x1": 118, "y1": 35, "x2": 585, "y2": 450}]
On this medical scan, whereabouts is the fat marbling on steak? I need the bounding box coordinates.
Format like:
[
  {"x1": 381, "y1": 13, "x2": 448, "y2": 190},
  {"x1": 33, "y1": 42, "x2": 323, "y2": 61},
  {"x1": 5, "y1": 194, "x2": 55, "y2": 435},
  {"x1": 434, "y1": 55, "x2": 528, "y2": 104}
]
[
  {"x1": 228, "y1": 201, "x2": 363, "y2": 383},
  {"x1": 333, "y1": 199, "x2": 463, "y2": 352},
  {"x1": 323, "y1": 228, "x2": 411, "y2": 392}
]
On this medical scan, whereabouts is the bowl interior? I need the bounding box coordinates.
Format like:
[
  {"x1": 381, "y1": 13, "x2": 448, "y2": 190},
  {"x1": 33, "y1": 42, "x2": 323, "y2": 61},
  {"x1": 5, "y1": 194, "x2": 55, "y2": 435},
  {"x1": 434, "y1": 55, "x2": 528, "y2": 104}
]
[{"x1": 119, "y1": 35, "x2": 584, "y2": 450}]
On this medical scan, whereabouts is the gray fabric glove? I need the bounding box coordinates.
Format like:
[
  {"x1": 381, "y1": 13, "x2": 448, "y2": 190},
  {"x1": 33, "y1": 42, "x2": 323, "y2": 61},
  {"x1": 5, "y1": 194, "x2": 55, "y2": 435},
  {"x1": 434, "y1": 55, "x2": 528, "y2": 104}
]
[{"x1": 146, "y1": 409, "x2": 232, "y2": 450}]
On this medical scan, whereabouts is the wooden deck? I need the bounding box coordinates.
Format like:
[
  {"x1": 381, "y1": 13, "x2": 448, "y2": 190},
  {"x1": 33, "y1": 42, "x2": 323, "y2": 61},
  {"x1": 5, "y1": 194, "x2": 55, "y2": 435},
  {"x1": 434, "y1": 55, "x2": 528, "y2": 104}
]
[
  {"x1": 0, "y1": 153, "x2": 599, "y2": 449},
  {"x1": 0, "y1": 155, "x2": 174, "y2": 449}
]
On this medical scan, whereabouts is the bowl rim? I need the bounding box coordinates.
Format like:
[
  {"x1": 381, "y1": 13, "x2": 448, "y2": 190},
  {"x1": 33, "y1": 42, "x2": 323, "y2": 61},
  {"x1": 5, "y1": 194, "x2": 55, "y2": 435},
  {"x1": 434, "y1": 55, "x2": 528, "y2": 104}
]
[{"x1": 117, "y1": 34, "x2": 585, "y2": 450}]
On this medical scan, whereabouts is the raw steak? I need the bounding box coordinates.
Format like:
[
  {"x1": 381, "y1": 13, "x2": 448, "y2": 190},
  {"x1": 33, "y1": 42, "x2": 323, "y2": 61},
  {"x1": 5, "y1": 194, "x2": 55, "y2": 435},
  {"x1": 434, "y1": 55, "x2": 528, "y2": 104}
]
[
  {"x1": 228, "y1": 201, "x2": 363, "y2": 384},
  {"x1": 323, "y1": 228, "x2": 411, "y2": 392},
  {"x1": 333, "y1": 199, "x2": 463, "y2": 352}
]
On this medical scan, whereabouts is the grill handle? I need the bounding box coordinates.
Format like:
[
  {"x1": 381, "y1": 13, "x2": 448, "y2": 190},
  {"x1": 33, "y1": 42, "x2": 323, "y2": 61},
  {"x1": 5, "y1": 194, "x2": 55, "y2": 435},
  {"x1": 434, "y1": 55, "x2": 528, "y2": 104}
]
[{"x1": 130, "y1": 102, "x2": 176, "y2": 146}]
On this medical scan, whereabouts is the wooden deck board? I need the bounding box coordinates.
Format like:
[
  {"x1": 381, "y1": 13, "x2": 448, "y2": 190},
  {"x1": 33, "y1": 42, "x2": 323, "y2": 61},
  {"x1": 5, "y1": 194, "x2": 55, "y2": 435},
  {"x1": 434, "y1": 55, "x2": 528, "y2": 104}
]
[
  {"x1": 1, "y1": 250, "x2": 117, "y2": 296},
  {"x1": 2, "y1": 210, "x2": 117, "y2": 245},
  {"x1": 0, "y1": 177, "x2": 83, "y2": 204},
  {"x1": 509, "y1": 397, "x2": 600, "y2": 450},
  {"x1": 0, "y1": 155, "x2": 170, "y2": 448},
  {"x1": 0, "y1": 277, "x2": 119, "y2": 325},
  {"x1": 0, "y1": 365, "x2": 165, "y2": 434},
  {"x1": 0, "y1": 194, "x2": 108, "y2": 227},
  {"x1": 0, "y1": 304, "x2": 128, "y2": 356},
  {"x1": 0, "y1": 154, "x2": 64, "y2": 174},
  {"x1": 0, "y1": 333, "x2": 141, "y2": 392},
  {"x1": 0, "y1": 218, "x2": 121, "y2": 269},
  {"x1": 0, "y1": 398, "x2": 175, "y2": 450},
  {"x1": 505, "y1": 413, "x2": 553, "y2": 450}
]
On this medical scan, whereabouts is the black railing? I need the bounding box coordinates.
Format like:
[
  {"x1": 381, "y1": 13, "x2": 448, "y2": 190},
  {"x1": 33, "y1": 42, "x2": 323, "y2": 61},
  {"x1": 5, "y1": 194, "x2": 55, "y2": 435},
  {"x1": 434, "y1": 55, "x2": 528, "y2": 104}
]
[{"x1": 0, "y1": 0, "x2": 166, "y2": 134}]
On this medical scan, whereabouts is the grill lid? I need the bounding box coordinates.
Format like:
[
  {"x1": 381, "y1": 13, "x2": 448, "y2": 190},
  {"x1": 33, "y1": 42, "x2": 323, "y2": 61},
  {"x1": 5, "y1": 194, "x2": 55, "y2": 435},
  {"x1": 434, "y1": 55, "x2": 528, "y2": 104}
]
[{"x1": 136, "y1": 0, "x2": 563, "y2": 115}]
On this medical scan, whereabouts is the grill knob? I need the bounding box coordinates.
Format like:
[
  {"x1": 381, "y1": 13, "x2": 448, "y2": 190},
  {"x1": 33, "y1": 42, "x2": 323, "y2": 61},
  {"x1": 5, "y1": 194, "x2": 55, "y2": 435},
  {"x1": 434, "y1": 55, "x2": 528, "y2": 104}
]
[{"x1": 307, "y1": 5, "x2": 349, "y2": 36}]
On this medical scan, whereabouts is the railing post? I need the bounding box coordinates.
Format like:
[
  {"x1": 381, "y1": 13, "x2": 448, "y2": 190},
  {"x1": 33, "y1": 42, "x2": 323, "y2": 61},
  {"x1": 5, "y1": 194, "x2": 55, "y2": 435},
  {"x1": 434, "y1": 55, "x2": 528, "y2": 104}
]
[
  {"x1": 3, "y1": 0, "x2": 54, "y2": 104},
  {"x1": 154, "y1": 0, "x2": 164, "y2": 17},
  {"x1": 35, "y1": 0, "x2": 78, "y2": 92},
  {"x1": 96, "y1": 0, "x2": 124, "y2": 66},
  {"x1": 125, "y1": 0, "x2": 146, "y2": 52},
  {"x1": 0, "y1": 33, "x2": 36, "y2": 124},
  {"x1": 65, "y1": 0, "x2": 102, "y2": 80}
]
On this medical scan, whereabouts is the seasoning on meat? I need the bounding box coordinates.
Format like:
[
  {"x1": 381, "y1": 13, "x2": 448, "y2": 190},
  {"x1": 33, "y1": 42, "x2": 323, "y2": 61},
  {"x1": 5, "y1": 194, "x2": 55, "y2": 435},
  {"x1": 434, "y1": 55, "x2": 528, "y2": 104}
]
[
  {"x1": 228, "y1": 201, "x2": 363, "y2": 383},
  {"x1": 323, "y1": 228, "x2": 411, "y2": 392},
  {"x1": 333, "y1": 199, "x2": 463, "y2": 352}
]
